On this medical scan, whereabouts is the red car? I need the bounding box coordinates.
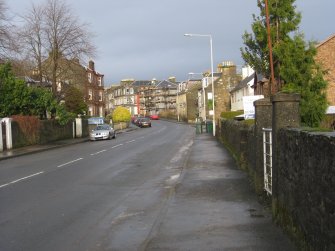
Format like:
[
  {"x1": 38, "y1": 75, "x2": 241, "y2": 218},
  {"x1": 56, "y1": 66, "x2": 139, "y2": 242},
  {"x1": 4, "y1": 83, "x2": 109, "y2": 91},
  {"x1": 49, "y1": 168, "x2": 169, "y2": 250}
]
[{"x1": 150, "y1": 114, "x2": 159, "y2": 120}]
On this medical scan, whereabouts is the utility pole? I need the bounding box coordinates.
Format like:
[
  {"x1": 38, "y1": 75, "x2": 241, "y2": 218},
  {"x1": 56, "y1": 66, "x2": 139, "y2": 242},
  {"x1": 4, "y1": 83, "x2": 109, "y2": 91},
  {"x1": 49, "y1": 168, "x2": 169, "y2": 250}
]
[{"x1": 265, "y1": 0, "x2": 276, "y2": 95}]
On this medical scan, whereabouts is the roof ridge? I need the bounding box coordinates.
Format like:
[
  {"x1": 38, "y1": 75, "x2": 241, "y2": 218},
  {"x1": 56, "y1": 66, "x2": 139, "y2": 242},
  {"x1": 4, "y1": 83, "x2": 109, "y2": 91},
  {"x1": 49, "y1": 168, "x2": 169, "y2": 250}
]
[{"x1": 316, "y1": 34, "x2": 335, "y2": 48}]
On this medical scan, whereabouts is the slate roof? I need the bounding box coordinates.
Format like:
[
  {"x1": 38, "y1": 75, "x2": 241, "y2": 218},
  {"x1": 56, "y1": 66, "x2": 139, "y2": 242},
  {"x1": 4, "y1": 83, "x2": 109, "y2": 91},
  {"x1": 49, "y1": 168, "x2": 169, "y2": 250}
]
[
  {"x1": 131, "y1": 80, "x2": 153, "y2": 87},
  {"x1": 156, "y1": 80, "x2": 178, "y2": 88},
  {"x1": 230, "y1": 74, "x2": 254, "y2": 93}
]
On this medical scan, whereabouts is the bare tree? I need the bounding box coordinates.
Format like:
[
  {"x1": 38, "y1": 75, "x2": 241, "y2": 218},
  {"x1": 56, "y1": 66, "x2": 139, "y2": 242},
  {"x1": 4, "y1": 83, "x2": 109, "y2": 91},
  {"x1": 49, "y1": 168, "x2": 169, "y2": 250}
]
[
  {"x1": 19, "y1": 0, "x2": 96, "y2": 96},
  {"x1": 19, "y1": 3, "x2": 45, "y2": 82},
  {"x1": 0, "y1": 0, "x2": 18, "y2": 58},
  {"x1": 43, "y1": 0, "x2": 96, "y2": 96}
]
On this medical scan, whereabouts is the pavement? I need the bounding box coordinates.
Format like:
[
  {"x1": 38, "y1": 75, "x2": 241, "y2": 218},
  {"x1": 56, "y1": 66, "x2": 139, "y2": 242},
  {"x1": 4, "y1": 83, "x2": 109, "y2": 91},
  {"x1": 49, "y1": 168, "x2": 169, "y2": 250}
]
[
  {"x1": 0, "y1": 127, "x2": 296, "y2": 250},
  {"x1": 145, "y1": 133, "x2": 297, "y2": 250},
  {"x1": 0, "y1": 127, "x2": 136, "y2": 161}
]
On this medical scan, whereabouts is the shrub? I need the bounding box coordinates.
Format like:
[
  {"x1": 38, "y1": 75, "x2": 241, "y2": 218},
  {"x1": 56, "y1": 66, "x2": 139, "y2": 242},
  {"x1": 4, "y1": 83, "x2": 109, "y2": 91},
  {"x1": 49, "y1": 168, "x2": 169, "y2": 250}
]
[
  {"x1": 11, "y1": 115, "x2": 40, "y2": 144},
  {"x1": 112, "y1": 107, "x2": 131, "y2": 123}
]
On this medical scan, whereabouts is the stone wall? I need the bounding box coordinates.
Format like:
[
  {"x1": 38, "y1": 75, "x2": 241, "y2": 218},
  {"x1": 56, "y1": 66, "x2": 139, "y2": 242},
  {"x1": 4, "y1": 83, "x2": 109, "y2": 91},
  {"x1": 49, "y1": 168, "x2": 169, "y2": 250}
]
[
  {"x1": 218, "y1": 119, "x2": 259, "y2": 189},
  {"x1": 10, "y1": 118, "x2": 89, "y2": 148},
  {"x1": 217, "y1": 93, "x2": 335, "y2": 250},
  {"x1": 218, "y1": 119, "x2": 335, "y2": 250},
  {"x1": 276, "y1": 129, "x2": 335, "y2": 251}
]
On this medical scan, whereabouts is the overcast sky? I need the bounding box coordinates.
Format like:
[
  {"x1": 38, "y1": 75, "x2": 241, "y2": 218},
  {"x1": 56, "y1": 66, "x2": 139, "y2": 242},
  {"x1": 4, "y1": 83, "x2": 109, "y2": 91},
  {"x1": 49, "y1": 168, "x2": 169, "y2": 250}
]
[{"x1": 7, "y1": 0, "x2": 335, "y2": 86}]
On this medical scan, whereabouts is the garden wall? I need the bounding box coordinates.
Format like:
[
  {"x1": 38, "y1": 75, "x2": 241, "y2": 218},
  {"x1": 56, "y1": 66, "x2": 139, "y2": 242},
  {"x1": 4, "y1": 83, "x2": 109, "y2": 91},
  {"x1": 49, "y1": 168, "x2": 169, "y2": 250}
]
[
  {"x1": 217, "y1": 93, "x2": 335, "y2": 250},
  {"x1": 275, "y1": 129, "x2": 335, "y2": 251},
  {"x1": 11, "y1": 117, "x2": 88, "y2": 148}
]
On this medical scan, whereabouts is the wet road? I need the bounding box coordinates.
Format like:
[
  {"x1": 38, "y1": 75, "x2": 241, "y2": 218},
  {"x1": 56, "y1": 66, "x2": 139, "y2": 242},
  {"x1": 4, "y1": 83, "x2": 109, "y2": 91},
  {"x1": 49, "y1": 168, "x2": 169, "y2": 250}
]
[{"x1": 0, "y1": 120, "x2": 296, "y2": 250}]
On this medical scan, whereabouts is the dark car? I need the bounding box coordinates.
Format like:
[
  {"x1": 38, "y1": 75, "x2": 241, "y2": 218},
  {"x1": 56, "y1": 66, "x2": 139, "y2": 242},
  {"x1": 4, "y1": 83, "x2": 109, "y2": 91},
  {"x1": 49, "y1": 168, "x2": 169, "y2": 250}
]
[
  {"x1": 89, "y1": 124, "x2": 116, "y2": 141},
  {"x1": 137, "y1": 117, "x2": 151, "y2": 128}
]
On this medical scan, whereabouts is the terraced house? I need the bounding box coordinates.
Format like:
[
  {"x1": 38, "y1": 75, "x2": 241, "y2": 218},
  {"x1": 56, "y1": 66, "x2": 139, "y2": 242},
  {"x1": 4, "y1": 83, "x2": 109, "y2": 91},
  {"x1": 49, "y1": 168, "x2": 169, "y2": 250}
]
[
  {"x1": 86, "y1": 60, "x2": 105, "y2": 117},
  {"x1": 106, "y1": 78, "x2": 178, "y2": 117}
]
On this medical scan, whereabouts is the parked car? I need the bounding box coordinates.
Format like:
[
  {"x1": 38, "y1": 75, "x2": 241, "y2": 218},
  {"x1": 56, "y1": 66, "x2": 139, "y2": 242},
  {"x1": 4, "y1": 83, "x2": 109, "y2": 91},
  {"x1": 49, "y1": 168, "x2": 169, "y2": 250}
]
[
  {"x1": 149, "y1": 114, "x2": 159, "y2": 120},
  {"x1": 137, "y1": 117, "x2": 151, "y2": 128},
  {"x1": 89, "y1": 124, "x2": 116, "y2": 141}
]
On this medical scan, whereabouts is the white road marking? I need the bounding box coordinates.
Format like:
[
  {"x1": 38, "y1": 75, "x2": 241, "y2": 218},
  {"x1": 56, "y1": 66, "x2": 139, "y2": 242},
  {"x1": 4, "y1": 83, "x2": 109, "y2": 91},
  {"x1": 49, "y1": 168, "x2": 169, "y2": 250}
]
[
  {"x1": 0, "y1": 171, "x2": 44, "y2": 189},
  {"x1": 125, "y1": 140, "x2": 136, "y2": 144},
  {"x1": 90, "y1": 149, "x2": 107, "y2": 155},
  {"x1": 111, "y1": 144, "x2": 123, "y2": 149},
  {"x1": 57, "y1": 158, "x2": 83, "y2": 168}
]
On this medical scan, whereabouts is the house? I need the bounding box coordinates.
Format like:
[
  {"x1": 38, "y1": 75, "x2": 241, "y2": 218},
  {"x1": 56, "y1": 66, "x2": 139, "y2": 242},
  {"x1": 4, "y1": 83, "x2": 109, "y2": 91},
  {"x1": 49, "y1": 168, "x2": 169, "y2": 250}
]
[
  {"x1": 85, "y1": 60, "x2": 105, "y2": 117},
  {"x1": 32, "y1": 57, "x2": 105, "y2": 117},
  {"x1": 230, "y1": 66, "x2": 255, "y2": 111},
  {"x1": 106, "y1": 78, "x2": 179, "y2": 117},
  {"x1": 208, "y1": 61, "x2": 241, "y2": 120},
  {"x1": 154, "y1": 80, "x2": 178, "y2": 116},
  {"x1": 177, "y1": 79, "x2": 202, "y2": 123},
  {"x1": 315, "y1": 34, "x2": 335, "y2": 106},
  {"x1": 104, "y1": 85, "x2": 118, "y2": 115},
  {"x1": 252, "y1": 73, "x2": 269, "y2": 97}
]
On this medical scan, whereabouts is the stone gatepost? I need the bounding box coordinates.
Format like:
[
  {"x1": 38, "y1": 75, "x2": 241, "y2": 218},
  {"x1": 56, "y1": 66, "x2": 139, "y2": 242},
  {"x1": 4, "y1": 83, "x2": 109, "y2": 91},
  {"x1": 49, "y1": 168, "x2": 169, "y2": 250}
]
[
  {"x1": 271, "y1": 93, "x2": 300, "y2": 214},
  {"x1": 75, "y1": 118, "x2": 83, "y2": 138},
  {"x1": 1, "y1": 118, "x2": 13, "y2": 150},
  {"x1": 0, "y1": 120, "x2": 3, "y2": 151},
  {"x1": 254, "y1": 98, "x2": 272, "y2": 193}
]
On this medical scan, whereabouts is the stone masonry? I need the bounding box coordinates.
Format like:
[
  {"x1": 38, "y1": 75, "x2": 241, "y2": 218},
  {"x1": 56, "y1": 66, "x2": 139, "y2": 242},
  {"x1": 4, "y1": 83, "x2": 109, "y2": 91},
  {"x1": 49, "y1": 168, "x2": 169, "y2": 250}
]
[{"x1": 316, "y1": 34, "x2": 335, "y2": 105}]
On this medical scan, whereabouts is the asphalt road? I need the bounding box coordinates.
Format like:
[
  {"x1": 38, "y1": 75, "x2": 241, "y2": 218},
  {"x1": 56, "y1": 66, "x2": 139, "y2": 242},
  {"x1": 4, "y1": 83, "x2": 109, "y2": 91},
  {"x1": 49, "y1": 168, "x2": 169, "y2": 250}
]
[{"x1": 0, "y1": 120, "x2": 195, "y2": 251}]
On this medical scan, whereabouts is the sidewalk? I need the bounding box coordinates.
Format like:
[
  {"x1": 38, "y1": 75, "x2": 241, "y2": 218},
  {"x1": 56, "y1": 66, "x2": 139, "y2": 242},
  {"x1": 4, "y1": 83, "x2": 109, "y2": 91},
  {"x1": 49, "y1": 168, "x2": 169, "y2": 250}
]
[
  {"x1": 0, "y1": 137, "x2": 89, "y2": 161},
  {"x1": 146, "y1": 133, "x2": 297, "y2": 251},
  {"x1": 0, "y1": 127, "x2": 136, "y2": 161}
]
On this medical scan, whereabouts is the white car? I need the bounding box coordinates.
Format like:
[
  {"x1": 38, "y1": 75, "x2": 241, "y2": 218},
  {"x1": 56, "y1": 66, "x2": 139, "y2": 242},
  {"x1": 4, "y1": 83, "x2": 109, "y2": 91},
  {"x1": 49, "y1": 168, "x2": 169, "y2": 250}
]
[{"x1": 89, "y1": 124, "x2": 116, "y2": 141}]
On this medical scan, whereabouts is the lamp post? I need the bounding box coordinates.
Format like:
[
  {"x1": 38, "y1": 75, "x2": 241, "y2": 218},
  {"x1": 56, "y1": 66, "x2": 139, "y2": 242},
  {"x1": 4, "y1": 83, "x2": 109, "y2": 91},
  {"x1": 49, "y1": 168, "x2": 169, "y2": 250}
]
[{"x1": 184, "y1": 33, "x2": 215, "y2": 136}]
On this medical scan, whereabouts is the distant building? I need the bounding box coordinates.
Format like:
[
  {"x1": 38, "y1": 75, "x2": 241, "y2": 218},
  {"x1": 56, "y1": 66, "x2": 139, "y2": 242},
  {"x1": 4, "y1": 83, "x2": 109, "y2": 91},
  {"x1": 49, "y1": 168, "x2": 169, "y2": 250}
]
[
  {"x1": 230, "y1": 66, "x2": 255, "y2": 111},
  {"x1": 105, "y1": 78, "x2": 178, "y2": 117},
  {"x1": 177, "y1": 79, "x2": 202, "y2": 123}
]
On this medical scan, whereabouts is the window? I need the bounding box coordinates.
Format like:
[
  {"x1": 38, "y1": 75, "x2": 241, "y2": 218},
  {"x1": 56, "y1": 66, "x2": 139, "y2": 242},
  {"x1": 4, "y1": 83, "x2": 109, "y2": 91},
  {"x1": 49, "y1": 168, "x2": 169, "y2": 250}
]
[
  {"x1": 88, "y1": 73, "x2": 92, "y2": 83},
  {"x1": 98, "y1": 77, "x2": 102, "y2": 86},
  {"x1": 88, "y1": 89, "x2": 93, "y2": 100},
  {"x1": 99, "y1": 91, "x2": 103, "y2": 101}
]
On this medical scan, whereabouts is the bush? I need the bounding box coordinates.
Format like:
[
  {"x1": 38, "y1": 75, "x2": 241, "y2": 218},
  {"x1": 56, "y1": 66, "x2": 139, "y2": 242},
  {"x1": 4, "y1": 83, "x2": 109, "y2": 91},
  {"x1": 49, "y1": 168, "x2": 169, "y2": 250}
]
[
  {"x1": 11, "y1": 115, "x2": 40, "y2": 146},
  {"x1": 112, "y1": 107, "x2": 131, "y2": 123}
]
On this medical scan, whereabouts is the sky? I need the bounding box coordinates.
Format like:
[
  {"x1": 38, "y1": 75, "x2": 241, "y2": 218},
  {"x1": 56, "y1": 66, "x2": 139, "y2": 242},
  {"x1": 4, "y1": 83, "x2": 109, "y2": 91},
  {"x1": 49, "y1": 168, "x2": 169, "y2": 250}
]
[{"x1": 7, "y1": 0, "x2": 335, "y2": 86}]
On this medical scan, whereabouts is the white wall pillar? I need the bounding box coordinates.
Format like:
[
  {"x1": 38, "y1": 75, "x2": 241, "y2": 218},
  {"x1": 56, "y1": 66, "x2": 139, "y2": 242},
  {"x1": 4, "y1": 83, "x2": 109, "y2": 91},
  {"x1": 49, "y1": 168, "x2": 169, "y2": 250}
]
[
  {"x1": 75, "y1": 118, "x2": 83, "y2": 138},
  {"x1": 0, "y1": 120, "x2": 3, "y2": 151},
  {"x1": 2, "y1": 118, "x2": 13, "y2": 150}
]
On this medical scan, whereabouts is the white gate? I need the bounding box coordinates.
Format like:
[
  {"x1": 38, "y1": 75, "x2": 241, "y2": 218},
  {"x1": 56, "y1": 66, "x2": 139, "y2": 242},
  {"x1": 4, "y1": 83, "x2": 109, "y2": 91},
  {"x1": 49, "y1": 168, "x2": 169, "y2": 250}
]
[{"x1": 262, "y1": 128, "x2": 272, "y2": 195}]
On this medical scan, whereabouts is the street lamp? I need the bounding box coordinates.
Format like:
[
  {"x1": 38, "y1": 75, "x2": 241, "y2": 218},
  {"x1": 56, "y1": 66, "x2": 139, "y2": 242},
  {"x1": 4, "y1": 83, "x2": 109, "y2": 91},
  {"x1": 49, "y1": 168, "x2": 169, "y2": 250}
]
[
  {"x1": 184, "y1": 33, "x2": 216, "y2": 136},
  {"x1": 189, "y1": 72, "x2": 206, "y2": 121}
]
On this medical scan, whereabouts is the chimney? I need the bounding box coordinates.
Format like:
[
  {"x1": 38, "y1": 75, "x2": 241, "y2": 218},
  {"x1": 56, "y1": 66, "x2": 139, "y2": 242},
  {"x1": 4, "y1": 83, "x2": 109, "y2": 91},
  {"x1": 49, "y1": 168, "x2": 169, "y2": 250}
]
[
  {"x1": 168, "y1": 76, "x2": 176, "y2": 83},
  {"x1": 88, "y1": 60, "x2": 95, "y2": 71}
]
